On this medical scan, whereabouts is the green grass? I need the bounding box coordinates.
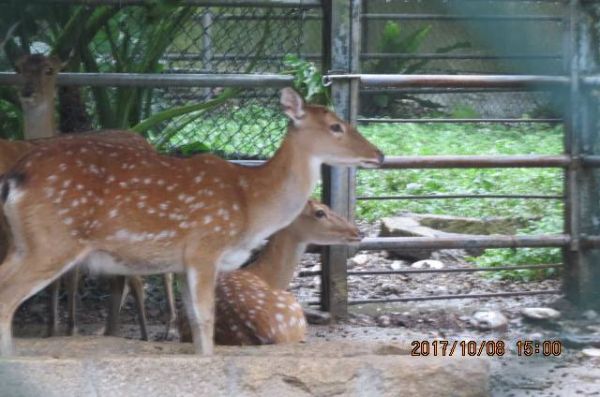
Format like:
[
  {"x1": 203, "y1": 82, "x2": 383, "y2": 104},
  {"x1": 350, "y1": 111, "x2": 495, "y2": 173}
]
[{"x1": 357, "y1": 122, "x2": 564, "y2": 280}]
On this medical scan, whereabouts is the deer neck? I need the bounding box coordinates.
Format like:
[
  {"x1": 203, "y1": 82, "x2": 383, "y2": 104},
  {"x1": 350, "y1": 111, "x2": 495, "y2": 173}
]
[
  {"x1": 244, "y1": 228, "x2": 308, "y2": 290},
  {"x1": 22, "y1": 101, "x2": 56, "y2": 139},
  {"x1": 242, "y1": 130, "x2": 321, "y2": 239}
]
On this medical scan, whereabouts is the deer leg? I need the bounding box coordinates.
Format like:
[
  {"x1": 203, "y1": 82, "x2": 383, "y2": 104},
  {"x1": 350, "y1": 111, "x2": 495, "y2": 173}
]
[
  {"x1": 0, "y1": 251, "x2": 82, "y2": 356},
  {"x1": 180, "y1": 252, "x2": 219, "y2": 355},
  {"x1": 128, "y1": 276, "x2": 148, "y2": 341},
  {"x1": 104, "y1": 276, "x2": 126, "y2": 337},
  {"x1": 46, "y1": 280, "x2": 60, "y2": 337},
  {"x1": 65, "y1": 267, "x2": 80, "y2": 336},
  {"x1": 162, "y1": 273, "x2": 177, "y2": 340}
]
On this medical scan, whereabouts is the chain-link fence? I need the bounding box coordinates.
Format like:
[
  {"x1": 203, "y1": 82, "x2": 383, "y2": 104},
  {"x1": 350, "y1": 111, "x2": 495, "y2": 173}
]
[{"x1": 0, "y1": 1, "x2": 322, "y2": 158}]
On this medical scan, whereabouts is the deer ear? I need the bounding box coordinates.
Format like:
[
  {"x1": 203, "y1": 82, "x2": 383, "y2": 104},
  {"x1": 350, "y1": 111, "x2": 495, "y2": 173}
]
[{"x1": 280, "y1": 87, "x2": 305, "y2": 123}]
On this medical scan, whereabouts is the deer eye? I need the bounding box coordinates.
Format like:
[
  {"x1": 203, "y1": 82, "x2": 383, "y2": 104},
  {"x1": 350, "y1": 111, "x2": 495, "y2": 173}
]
[
  {"x1": 315, "y1": 210, "x2": 327, "y2": 218},
  {"x1": 330, "y1": 123, "x2": 343, "y2": 133}
]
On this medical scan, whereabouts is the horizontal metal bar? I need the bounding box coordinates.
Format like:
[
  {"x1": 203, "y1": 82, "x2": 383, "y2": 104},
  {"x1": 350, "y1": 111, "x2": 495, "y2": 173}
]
[
  {"x1": 162, "y1": 53, "x2": 322, "y2": 61},
  {"x1": 346, "y1": 290, "x2": 562, "y2": 305},
  {"x1": 356, "y1": 194, "x2": 564, "y2": 201},
  {"x1": 0, "y1": 72, "x2": 294, "y2": 88},
  {"x1": 233, "y1": 156, "x2": 571, "y2": 169},
  {"x1": 305, "y1": 289, "x2": 562, "y2": 306},
  {"x1": 361, "y1": 53, "x2": 562, "y2": 60},
  {"x1": 216, "y1": 13, "x2": 323, "y2": 20},
  {"x1": 582, "y1": 236, "x2": 600, "y2": 248},
  {"x1": 349, "y1": 264, "x2": 562, "y2": 275},
  {"x1": 325, "y1": 74, "x2": 570, "y2": 89},
  {"x1": 298, "y1": 264, "x2": 562, "y2": 277},
  {"x1": 581, "y1": 75, "x2": 600, "y2": 86},
  {"x1": 13, "y1": 0, "x2": 322, "y2": 7},
  {"x1": 379, "y1": 155, "x2": 570, "y2": 169},
  {"x1": 358, "y1": 235, "x2": 570, "y2": 251},
  {"x1": 360, "y1": 87, "x2": 555, "y2": 94},
  {"x1": 357, "y1": 118, "x2": 563, "y2": 124},
  {"x1": 361, "y1": 13, "x2": 563, "y2": 22},
  {"x1": 582, "y1": 155, "x2": 600, "y2": 167}
]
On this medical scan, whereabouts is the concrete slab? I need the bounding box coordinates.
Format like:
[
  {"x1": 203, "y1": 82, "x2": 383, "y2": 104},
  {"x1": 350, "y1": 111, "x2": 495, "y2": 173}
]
[{"x1": 0, "y1": 336, "x2": 490, "y2": 397}]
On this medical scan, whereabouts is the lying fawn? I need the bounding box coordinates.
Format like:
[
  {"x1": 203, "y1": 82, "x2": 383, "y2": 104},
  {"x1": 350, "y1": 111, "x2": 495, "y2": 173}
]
[
  {"x1": 0, "y1": 87, "x2": 383, "y2": 355},
  {"x1": 3, "y1": 54, "x2": 161, "y2": 339},
  {"x1": 179, "y1": 199, "x2": 361, "y2": 344}
]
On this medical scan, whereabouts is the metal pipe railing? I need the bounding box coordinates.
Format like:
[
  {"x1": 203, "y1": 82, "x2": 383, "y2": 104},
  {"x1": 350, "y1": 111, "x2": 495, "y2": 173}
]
[
  {"x1": 358, "y1": 235, "x2": 570, "y2": 251},
  {"x1": 357, "y1": 118, "x2": 563, "y2": 124},
  {"x1": 14, "y1": 0, "x2": 322, "y2": 7},
  {"x1": 361, "y1": 13, "x2": 563, "y2": 22},
  {"x1": 298, "y1": 264, "x2": 563, "y2": 277},
  {"x1": 378, "y1": 155, "x2": 571, "y2": 169},
  {"x1": 305, "y1": 289, "x2": 562, "y2": 306},
  {"x1": 345, "y1": 290, "x2": 562, "y2": 305},
  {"x1": 0, "y1": 72, "x2": 294, "y2": 88},
  {"x1": 324, "y1": 74, "x2": 570, "y2": 89},
  {"x1": 360, "y1": 53, "x2": 563, "y2": 60},
  {"x1": 356, "y1": 194, "x2": 564, "y2": 201},
  {"x1": 232, "y1": 156, "x2": 572, "y2": 169}
]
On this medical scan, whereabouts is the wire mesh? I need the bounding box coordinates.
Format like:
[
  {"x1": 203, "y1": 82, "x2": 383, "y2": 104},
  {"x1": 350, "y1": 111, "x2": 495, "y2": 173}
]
[{"x1": 0, "y1": 3, "x2": 322, "y2": 157}]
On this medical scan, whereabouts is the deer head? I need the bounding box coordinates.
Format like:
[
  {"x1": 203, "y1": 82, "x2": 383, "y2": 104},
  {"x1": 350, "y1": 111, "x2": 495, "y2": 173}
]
[
  {"x1": 280, "y1": 88, "x2": 384, "y2": 168},
  {"x1": 15, "y1": 54, "x2": 62, "y2": 107},
  {"x1": 286, "y1": 199, "x2": 362, "y2": 245}
]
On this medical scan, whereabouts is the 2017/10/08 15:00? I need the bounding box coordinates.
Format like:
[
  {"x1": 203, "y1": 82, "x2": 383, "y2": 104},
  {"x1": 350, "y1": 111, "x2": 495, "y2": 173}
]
[{"x1": 410, "y1": 340, "x2": 563, "y2": 357}]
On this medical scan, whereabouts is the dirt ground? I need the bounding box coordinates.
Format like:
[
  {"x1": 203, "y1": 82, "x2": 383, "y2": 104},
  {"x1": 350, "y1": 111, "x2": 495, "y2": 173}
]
[{"x1": 12, "y1": 221, "x2": 600, "y2": 397}]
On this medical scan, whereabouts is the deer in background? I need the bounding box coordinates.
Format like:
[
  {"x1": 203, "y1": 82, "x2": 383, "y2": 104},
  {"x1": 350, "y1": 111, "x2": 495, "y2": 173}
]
[
  {"x1": 0, "y1": 87, "x2": 383, "y2": 355},
  {"x1": 1, "y1": 54, "x2": 158, "y2": 340},
  {"x1": 179, "y1": 199, "x2": 361, "y2": 345},
  {"x1": 0, "y1": 55, "x2": 57, "y2": 172}
]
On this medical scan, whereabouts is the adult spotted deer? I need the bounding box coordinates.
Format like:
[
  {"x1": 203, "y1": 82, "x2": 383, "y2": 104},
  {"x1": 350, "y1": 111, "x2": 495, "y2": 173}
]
[
  {"x1": 0, "y1": 87, "x2": 383, "y2": 355},
  {"x1": 1, "y1": 54, "x2": 157, "y2": 339},
  {"x1": 179, "y1": 199, "x2": 361, "y2": 345}
]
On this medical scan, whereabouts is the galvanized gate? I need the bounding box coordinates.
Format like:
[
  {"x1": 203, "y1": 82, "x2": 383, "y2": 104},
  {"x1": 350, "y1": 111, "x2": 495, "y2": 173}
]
[{"x1": 318, "y1": 0, "x2": 600, "y2": 318}]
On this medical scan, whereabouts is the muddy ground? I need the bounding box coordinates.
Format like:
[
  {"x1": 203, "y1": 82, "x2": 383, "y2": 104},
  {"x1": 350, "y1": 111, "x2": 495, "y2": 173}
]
[{"x1": 12, "y1": 221, "x2": 600, "y2": 397}]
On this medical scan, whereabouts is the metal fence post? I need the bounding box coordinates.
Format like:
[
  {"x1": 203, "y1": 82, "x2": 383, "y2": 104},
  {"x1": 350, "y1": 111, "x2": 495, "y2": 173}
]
[
  {"x1": 320, "y1": 0, "x2": 360, "y2": 319},
  {"x1": 201, "y1": 10, "x2": 213, "y2": 99},
  {"x1": 564, "y1": 0, "x2": 600, "y2": 309}
]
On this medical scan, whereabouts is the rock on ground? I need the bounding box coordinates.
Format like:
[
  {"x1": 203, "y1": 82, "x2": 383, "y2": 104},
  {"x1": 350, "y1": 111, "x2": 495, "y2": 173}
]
[
  {"x1": 470, "y1": 311, "x2": 508, "y2": 331},
  {"x1": 520, "y1": 307, "x2": 561, "y2": 321},
  {"x1": 0, "y1": 336, "x2": 490, "y2": 397}
]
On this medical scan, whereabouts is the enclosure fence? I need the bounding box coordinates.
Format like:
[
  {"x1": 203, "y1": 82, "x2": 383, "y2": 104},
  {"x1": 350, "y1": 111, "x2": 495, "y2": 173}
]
[
  {"x1": 0, "y1": 0, "x2": 599, "y2": 318},
  {"x1": 315, "y1": 0, "x2": 600, "y2": 318}
]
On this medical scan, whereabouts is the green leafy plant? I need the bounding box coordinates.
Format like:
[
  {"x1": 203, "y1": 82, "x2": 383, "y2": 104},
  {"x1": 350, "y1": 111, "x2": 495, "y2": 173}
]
[
  {"x1": 283, "y1": 54, "x2": 330, "y2": 105},
  {"x1": 363, "y1": 21, "x2": 470, "y2": 116}
]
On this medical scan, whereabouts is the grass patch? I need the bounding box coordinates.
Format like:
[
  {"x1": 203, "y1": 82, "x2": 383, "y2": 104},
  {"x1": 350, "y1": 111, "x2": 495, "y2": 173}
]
[{"x1": 357, "y1": 122, "x2": 564, "y2": 280}]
